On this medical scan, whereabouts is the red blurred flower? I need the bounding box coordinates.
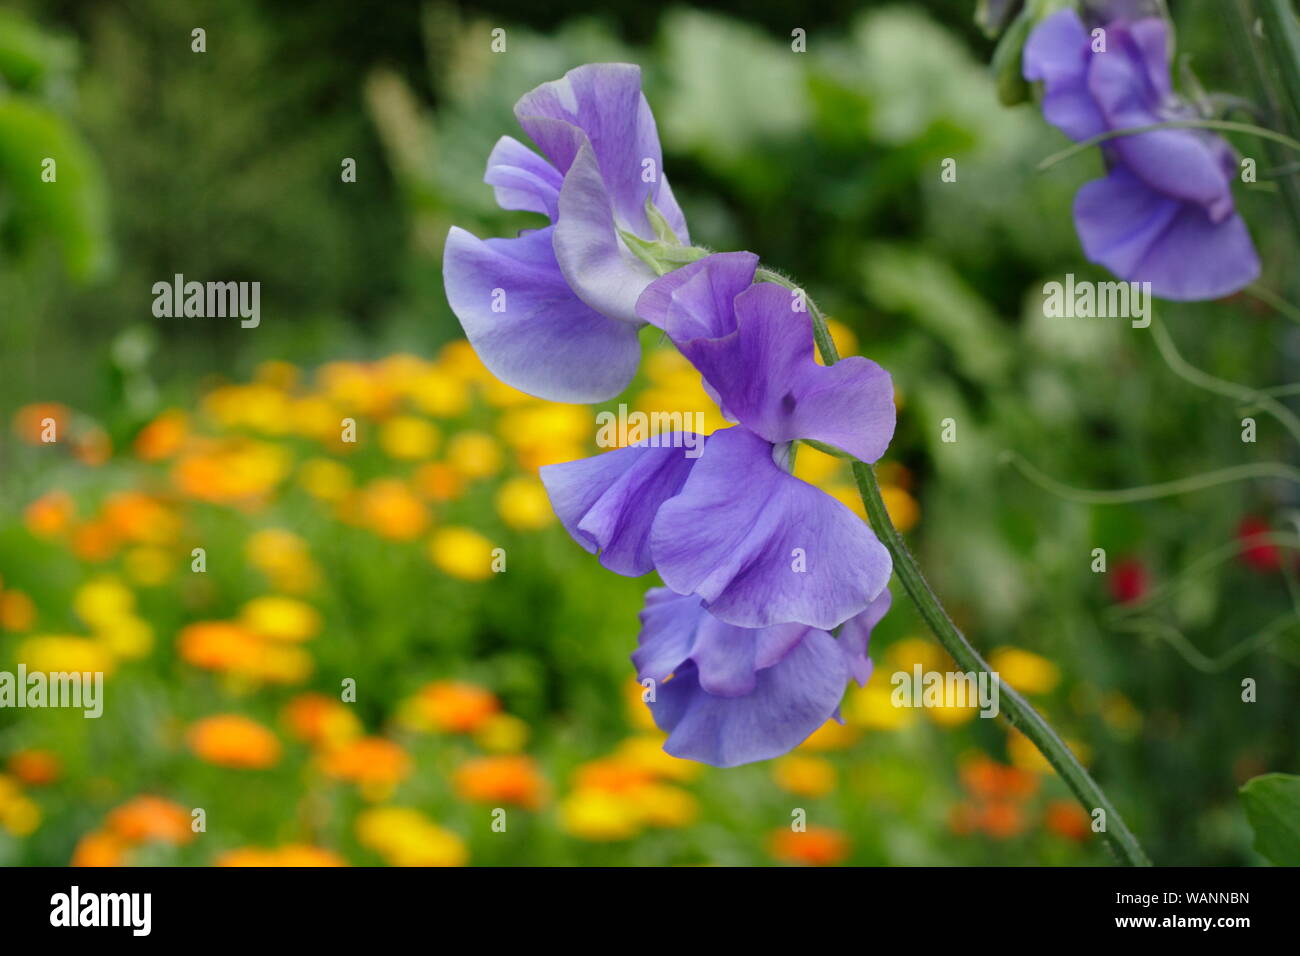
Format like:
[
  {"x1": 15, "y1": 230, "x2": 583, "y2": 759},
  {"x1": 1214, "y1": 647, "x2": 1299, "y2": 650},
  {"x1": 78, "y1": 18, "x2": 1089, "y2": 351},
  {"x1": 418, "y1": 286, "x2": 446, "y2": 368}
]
[
  {"x1": 1109, "y1": 557, "x2": 1149, "y2": 604},
  {"x1": 1237, "y1": 517, "x2": 1281, "y2": 573}
]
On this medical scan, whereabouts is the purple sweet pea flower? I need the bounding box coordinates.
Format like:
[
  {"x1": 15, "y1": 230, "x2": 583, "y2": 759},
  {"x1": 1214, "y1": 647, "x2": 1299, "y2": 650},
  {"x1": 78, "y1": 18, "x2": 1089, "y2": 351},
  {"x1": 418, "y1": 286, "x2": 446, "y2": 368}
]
[
  {"x1": 1022, "y1": 10, "x2": 1260, "y2": 300},
  {"x1": 540, "y1": 426, "x2": 892, "y2": 631},
  {"x1": 637, "y1": 253, "x2": 896, "y2": 463},
  {"x1": 633, "y1": 586, "x2": 891, "y2": 767},
  {"x1": 443, "y1": 63, "x2": 688, "y2": 403}
]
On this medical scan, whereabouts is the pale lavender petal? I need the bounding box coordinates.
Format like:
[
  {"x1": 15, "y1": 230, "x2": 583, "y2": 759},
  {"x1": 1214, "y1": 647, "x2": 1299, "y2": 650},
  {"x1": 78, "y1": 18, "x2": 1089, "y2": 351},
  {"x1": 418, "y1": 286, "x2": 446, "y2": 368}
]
[
  {"x1": 837, "y1": 587, "x2": 891, "y2": 687},
  {"x1": 484, "y1": 136, "x2": 564, "y2": 220},
  {"x1": 1022, "y1": 10, "x2": 1107, "y2": 141},
  {"x1": 650, "y1": 427, "x2": 892, "y2": 630},
  {"x1": 539, "y1": 441, "x2": 700, "y2": 577},
  {"x1": 649, "y1": 633, "x2": 849, "y2": 768},
  {"x1": 1087, "y1": 30, "x2": 1235, "y2": 220},
  {"x1": 1074, "y1": 168, "x2": 1260, "y2": 300},
  {"x1": 675, "y1": 283, "x2": 896, "y2": 462},
  {"x1": 514, "y1": 63, "x2": 686, "y2": 239},
  {"x1": 553, "y1": 143, "x2": 660, "y2": 324},
  {"x1": 635, "y1": 251, "x2": 759, "y2": 336},
  {"x1": 443, "y1": 225, "x2": 641, "y2": 402}
]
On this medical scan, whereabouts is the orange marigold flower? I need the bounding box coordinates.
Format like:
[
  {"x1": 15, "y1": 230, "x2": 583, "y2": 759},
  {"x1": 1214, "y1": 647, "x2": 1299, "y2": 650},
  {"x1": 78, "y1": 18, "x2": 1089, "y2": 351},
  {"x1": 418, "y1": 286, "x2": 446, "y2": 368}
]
[
  {"x1": 358, "y1": 479, "x2": 428, "y2": 541},
  {"x1": 133, "y1": 409, "x2": 189, "y2": 461},
  {"x1": 978, "y1": 800, "x2": 1026, "y2": 839},
  {"x1": 71, "y1": 830, "x2": 129, "y2": 867},
  {"x1": 318, "y1": 737, "x2": 411, "y2": 791},
  {"x1": 418, "y1": 681, "x2": 499, "y2": 734},
  {"x1": 106, "y1": 796, "x2": 194, "y2": 845},
  {"x1": 24, "y1": 490, "x2": 75, "y2": 538},
  {"x1": 453, "y1": 755, "x2": 546, "y2": 810},
  {"x1": 188, "y1": 715, "x2": 281, "y2": 769},
  {"x1": 177, "y1": 621, "x2": 263, "y2": 672},
  {"x1": 13, "y1": 402, "x2": 69, "y2": 444},
  {"x1": 1044, "y1": 799, "x2": 1091, "y2": 841},
  {"x1": 0, "y1": 590, "x2": 36, "y2": 632},
  {"x1": 282, "y1": 693, "x2": 362, "y2": 748},
  {"x1": 216, "y1": 844, "x2": 347, "y2": 867},
  {"x1": 768, "y1": 826, "x2": 851, "y2": 866},
  {"x1": 8, "y1": 750, "x2": 60, "y2": 786}
]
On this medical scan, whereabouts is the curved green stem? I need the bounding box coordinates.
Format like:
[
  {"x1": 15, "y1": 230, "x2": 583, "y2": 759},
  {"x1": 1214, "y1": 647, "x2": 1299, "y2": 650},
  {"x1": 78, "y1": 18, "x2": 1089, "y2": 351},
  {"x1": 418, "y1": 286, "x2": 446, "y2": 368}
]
[{"x1": 756, "y1": 268, "x2": 1153, "y2": 867}]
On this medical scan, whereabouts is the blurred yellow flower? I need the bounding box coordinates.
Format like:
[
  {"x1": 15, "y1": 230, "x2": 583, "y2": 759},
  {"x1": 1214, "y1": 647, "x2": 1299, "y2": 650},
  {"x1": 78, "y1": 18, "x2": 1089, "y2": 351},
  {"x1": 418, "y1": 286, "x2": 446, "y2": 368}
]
[
  {"x1": 445, "y1": 431, "x2": 502, "y2": 480},
  {"x1": 495, "y1": 476, "x2": 554, "y2": 530},
  {"x1": 74, "y1": 576, "x2": 135, "y2": 630},
  {"x1": 298, "y1": 457, "x2": 353, "y2": 502},
  {"x1": 408, "y1": 368, "x2": 470, "y2": 417},
  {"x1": 612, "y1": 736, "x2": 700, "y2": 783},
  {"x1": 246, "y1": 528, "x2": 321, "y2": 594},
  {"x1": 124, "y1": 546, "x2": 174, "y2": 586},
  {"x1": 379, "y1": 415, "x2": 440, "y2": 460},
  {"x1": 988, "y1": 646, "x2": 1060, "y2": 695},
  {"x1": 16, "y1": 635, "x2": 114, "y2": 675},
  {"x1": 773, "y1": 755, "x2": 838, "y2": 798},
  {"x1": 472, "y1": 713, "x2": 530, "y2": 753},
  {"x1": 428, "y1": 526, "x2": 495, "y2": 581},
  {"x1": 843, "y1": 682, "x2": 915, "y2": 730},
  {"x1": 355, "y1": 807, "x2": 467, "y2": 866},
  {"x1": 97, "y1": 616, "x2": 154, "y2": 660},
  {"x1": 240, "y1": 596, "x2": 321, "y2": 643},
  {"x1": 797, "y1": 718, "x2": 861, "y2": 751},
  {"x1": 560, "y1": 789, "x2": 640, "y2": 841},
  {"x1": 627, "y1": 783, "x2": 698, "y2": 828}
]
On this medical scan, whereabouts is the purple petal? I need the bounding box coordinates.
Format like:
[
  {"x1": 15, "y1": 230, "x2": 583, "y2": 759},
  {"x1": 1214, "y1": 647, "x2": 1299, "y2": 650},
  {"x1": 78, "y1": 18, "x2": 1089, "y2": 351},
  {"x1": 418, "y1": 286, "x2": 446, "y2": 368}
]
[
  {"x1": 650, "y1": 426, "x2": 892, "y2": 630},
  {"x1": 648, "y1": 634, "x2": 849, "y2": 768},
  {"x1": 539, "y1": 441, "x2": 700, "y2": 577},
  {"x1": 553, "y1": 143, "x2": 660, "y2": 324},
  {"x1": 1074, "y1": 168, "x2": 1260, "y2": 300},
  {"x1": 484, "y1": 136, "x2": 564, "y2": 220},
  {"x1": 635, "y1": 251, "x2": 759, "y2": 337},
  {"x1": 514, "y1": 63, "x2": 686, "y2": 240},
  {"x1": 1086, "y1": 25, "x2": 1235, "y2": 220},
  {"x1": 443, "y1": 225, "x2": 641, "y2": 403},
  {"x1": 837, "y1": 587, "x2": 891, "y2": 687},
  {"x1": 675, "y1": 283, "x2": 896, "y2": 462},
  {"x1": 633, "y1": 587, "x2": 810, "y2": 697},
  {"x1": 1022, "y1": 10, "x2": 1107, "y2": 141}
]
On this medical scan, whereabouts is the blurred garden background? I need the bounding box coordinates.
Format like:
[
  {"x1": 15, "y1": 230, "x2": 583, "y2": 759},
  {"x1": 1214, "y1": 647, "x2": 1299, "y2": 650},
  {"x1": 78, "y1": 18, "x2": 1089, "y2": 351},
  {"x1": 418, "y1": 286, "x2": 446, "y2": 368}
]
[{"x1": 1, "y1": 0, "x2": 1298, "y2": 865}]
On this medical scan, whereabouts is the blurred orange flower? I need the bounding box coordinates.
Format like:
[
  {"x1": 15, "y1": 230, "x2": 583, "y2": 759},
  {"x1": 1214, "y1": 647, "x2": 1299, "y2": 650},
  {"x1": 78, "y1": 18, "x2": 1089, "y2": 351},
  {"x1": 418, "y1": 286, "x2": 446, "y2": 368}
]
[
  {"x1": 453, "y1": 755, "x2": 546, "y2": 810},
  {"x1": 188, "y1": 715, "x2": 281, "y2": 769}
]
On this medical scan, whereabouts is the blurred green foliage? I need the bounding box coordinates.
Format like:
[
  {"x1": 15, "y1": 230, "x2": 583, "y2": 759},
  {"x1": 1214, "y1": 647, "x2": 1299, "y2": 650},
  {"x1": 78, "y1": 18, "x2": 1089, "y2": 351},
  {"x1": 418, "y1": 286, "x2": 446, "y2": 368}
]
[{"x1": 1, "y1": 0, "x2": 1298, "y2": 866}]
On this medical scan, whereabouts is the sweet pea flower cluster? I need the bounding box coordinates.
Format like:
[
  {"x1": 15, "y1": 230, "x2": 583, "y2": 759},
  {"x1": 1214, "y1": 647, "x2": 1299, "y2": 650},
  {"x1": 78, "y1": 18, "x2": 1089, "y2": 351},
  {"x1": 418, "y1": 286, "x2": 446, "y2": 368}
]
[
  {"x1": 443, "y1": 64, "x2": 895, "y2": 767},
  {"x1": 1023, "y1": 8, "x2": 1260, "y2": 300}
]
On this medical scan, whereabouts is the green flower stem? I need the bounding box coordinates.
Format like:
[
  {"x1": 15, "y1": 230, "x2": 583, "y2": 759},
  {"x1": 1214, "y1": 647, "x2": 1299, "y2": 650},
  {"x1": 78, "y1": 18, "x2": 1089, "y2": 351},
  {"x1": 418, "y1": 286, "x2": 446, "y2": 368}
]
[{"x1": 754, "y1": 266, "x2": 1153, "y2": 866}]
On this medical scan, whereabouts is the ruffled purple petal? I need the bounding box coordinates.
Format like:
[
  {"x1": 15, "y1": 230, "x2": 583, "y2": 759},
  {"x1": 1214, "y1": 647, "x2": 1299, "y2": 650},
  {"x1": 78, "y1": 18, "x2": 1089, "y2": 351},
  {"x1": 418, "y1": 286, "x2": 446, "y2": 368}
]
[
  {"x1": 1074, "y1": 167, "x2": 1260, "y2": 300},
  {"x1": 483, "y1": 136, "x2": 564, "y2": 220},
  {"x1": 837, "y1": 587, "x2": 891, "y2": 687},
  {"x1": 515, "y1": 64, "x2": 683, "y2": 234},
  {"x1": 674, "y1": 282, "x2": 896, "y2": 462},
  {"x1": 648, "y1": 637, "x2": 848, "y2": 768},
  {"x1": 650, "y1": 426, "x2": 891, "y2": 630},
  {"x1": 442, "y1": 225, "x2": 642, "y2": 403},
  {"x1": 635, "y1": 251, "x2": 759, "y2": 337},
  {"x1": 539, "y1": 440, "x2": 700, "y2": 576},
  {"x1": 1087, "y1": 23, "x2": 1235, "y2": 220},
  {"x1": 1022, "y1": 10, "x2": 1107, "y2": 141},
  {"x1": 552, "y1": 143, "x2": 661, "y2": 324}
]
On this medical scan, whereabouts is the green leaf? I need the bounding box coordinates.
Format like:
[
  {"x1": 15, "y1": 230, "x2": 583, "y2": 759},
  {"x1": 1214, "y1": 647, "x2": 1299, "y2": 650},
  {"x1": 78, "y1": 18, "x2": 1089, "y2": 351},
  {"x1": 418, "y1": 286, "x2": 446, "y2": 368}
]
[
  {"x1": 0, "y1": 95, "x2": 111, "y2": 280},
  {"x1": 1240, "y1": 772, "x2": 1300, "y2": 865}
]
